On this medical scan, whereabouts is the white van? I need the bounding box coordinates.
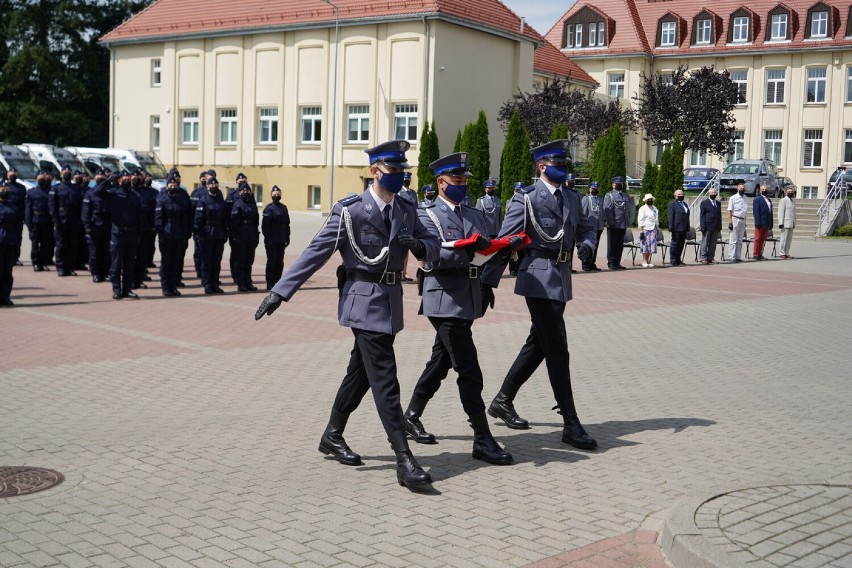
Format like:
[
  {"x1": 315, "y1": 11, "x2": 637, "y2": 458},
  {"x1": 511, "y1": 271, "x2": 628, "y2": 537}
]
[
  {"x1": 21, "y1": 144, "x2": 87, "y2": 179},
  {"x1": 0, "y1": 145, "x2": 40, "y2": 189},
  {"x1": 69, "y1": 147, "x2": 169, "y2": 190},
  {"x1": 64, "y1": 147, "x2": 126, "y2": 180}
]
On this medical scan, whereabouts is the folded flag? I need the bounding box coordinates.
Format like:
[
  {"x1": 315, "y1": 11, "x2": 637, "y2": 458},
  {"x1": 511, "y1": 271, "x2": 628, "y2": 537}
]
[{"x1": 440, "y1": 233, "x2": 530, "y2": 266}]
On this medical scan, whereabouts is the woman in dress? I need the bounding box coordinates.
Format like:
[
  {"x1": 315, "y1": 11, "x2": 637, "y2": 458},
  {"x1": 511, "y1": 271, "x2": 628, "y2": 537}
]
[{"x1": 637, "y1": 193, "x2": 658, "y2": 268}]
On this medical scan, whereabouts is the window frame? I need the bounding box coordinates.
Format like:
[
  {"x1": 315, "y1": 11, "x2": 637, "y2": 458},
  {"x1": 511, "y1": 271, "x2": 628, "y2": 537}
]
[
  {"x1": 181, "y1": 109, "x2": 199, "y2": 146},
  {"x1": 847, "y1": 67, "x2": 852, "y2": 103},
  {"x1": 730, "y1": 70, "x2": 748, "y2": 105},
  {"x1": 300, "y1": 106, "x2": 323, "y2": 145},
  {"x1": 732, "y1": 16, "x2": 750, "y2": 42},
  {"x1": 258, "y1": 107, "x2": 279, "y2": 145},
  {"x1": 598, "y1": 23, "x2": 605, "y2": 45},
  {"x1": 810, "y1": 10, "x2": 828, "y2": 37},
  {"x1": 844, "y1": 129, "x2": 852, "y2": 163},
  {"x1": 589, "y1": 22, "x2": 597, "y2": 47},
  {"x1": 660, "y1": 20, "x2": 677, "y2": 46},
  {"x1": 151, "y1": 58, "x2": 162, "y2": 87},
  {"x1": 565, "y1": 23, "x2": 574, "y2": 47},
  {"x1": 770, "y1": 13, "x2": 789, "y2": 40},
  {"x1": 728, "y1": 129, "x2": 745, "y2": 163},
  {"x1": 393, "y1": 103, "x2": 418, "y2": 142},
  {"x1": 805, "y1": 66, "x2": 827, "y2": 104},
  {"x1": 575, "y1": 23, "x2": 583, "y2": 47},
  {"x1": 802, "y1": 129, "x2": 824, "y2": 169},
  {"x1": 766, "y1": 68, "x2": 786, "y2": 105},
  {"x1": 347, "y1": 104, "x2": 370, "y2": 144},
  {"x1": 763, "y1": 130, "x2": 783, "y2": 165},
  {"x1": 608, "y1": 72, "x2": 625, "y2": 98},
  {"x1": 151, "y1": 115, "x2": 160, "y2": 151},
  {"x1": 218, "y1": 108, "x2": 238, "y2": 146},
  {"x1": 695, "y1": 19, "x2": 712, "y2": 44}
]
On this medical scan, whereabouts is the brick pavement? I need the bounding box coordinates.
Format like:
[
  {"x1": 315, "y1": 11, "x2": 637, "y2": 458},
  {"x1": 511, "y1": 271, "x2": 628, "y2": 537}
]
[{"x1": 2, "y1": 211, "x2": 851, "y2": 567}]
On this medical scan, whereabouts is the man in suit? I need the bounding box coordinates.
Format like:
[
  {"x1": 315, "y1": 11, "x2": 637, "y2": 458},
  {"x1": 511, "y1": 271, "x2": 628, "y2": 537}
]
[
  {"x1": 475, "y1": 179, "x2": 502, "y2": 238},
  {"x1": 481, "y1": 140, "x2": 599, "y2": 450},
  {"x1": 667, "y1": 189, "x2": 691, "y2": 266},
  {"x1": 777, "y1": 187, "x2": 796, "y2": 259},
  {"x1": 699, "y1": 188, "x2": 722, "y2": 264},
  {"x1": 255, "y1": 140, "x2": 440, "y2": 490},
  {"x1": 752, "y1": 184, "x2": 773, "y2": 260},
  {"x1": 402, "y1": 153, "x2": 512, "y2": 465}
]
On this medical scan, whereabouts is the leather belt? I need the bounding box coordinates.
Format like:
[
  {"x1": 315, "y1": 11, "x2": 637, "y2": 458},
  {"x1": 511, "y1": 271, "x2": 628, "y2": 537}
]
[
  {"x1": 526, "y1": 249, "x2": 570, "y2": 263},
  {"x1": 733, "y1": 216, "x2": 745, "y2": 220},
  {"x1": 427, "y1": 266, "x2": 480, "y2": 279},
  {"x1": 346, "y1": 270, "x2": 401, "y2": 285}
]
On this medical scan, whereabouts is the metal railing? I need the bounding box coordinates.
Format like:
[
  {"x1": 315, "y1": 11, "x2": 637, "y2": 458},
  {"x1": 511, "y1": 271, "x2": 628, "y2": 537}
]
[{"x1": 816, "y1": 178, "x2": 849, "y2": 235}]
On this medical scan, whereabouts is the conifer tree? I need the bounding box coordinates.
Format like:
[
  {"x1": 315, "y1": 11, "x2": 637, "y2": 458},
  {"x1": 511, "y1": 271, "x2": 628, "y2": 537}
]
[
  {"x1": 416, "y1": 121, "x2": 440, "y2": 195},
  {"x1": 499, "y1": 109, "x2": 532, "y2": 207},
  {"x1": 468, "y1": 111, "x2": 491, "y2": 201}
]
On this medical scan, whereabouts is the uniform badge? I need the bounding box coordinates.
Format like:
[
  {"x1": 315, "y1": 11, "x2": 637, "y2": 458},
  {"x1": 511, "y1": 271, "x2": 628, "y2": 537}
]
[
  {"x1": 539, "y1": 190, "x2": 547, "y2": 198},
  {"x1": 440, "y1": 204, "x2": 447, "y2": 212},
  {"x1": 365, "y1": 202, "x2": 373, "y2": 213}
]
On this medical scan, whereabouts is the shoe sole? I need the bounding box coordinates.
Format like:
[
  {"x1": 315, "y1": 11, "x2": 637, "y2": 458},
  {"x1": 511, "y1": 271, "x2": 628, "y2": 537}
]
[
  {"x1": 396, "y1": 473, "x2": 433, "y2": 488},
  {"x1": 317, "y1": 443, "x2": 362, "y2": 466},
  {"x1": 472, "y1": 451, "x2": 514, "y2": 465},
  {"x1": 562, "y1": 437, "x2": 598, "y2": 451},
  {"x1": 404, "y1": 423, "x2": 437, "y2": 444},
  {"x1": 487, "y1": 408, "x2": 530, "y2": 430}
]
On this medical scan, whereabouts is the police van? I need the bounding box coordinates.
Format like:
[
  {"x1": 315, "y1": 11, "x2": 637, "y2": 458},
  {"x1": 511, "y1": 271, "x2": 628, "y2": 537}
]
[
  {"x1": 65, "y1": 147, "x2": 126, "y2": 182},
  {"x1": 69, "y1": 147, "x2": 169, "y2": 191},
  {"x1": 0, "y1": 145, "x2": 40, "y2": 189},
  {"x1": 21, "y1": 144, "x2": 87, "y2": 180}
]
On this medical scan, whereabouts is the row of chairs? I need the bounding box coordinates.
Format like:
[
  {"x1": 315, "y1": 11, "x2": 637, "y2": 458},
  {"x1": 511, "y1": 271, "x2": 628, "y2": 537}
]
[{"x1": 622, "y1": 228, "x2": 779, "y2": 266}]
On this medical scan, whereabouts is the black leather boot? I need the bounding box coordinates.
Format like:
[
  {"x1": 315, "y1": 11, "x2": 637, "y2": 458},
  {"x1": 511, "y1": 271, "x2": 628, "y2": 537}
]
[
  {"x1": 554, "y1": 399, "x2": 597, "y2": 450},
  {"x1": 318, "y1": 409, "x2": 362, "y2": 465},
  {"x1": 487, "y1": 380, "x2": 529, "y2": 429},
  {"x1": 404, "y1": 395, "x2": 437, "y2": 444},
  {"x1": 388, "y1": 429, "x2": 432, "y2": 489},
  {"x1": 469, "y1": 412, "x2": 513, "y2": 465}
]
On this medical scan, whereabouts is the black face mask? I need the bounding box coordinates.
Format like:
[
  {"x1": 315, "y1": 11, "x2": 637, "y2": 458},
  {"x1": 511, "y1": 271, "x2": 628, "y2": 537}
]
[
  {"x1": 614, "y1": 183, "x2": 623, "y2": 191},
  {"x1": 485, "y1": 190, "x2": 495, "y2": 196},
  {"x1": 38, "y1": 179, "x2": 50, "y2": 189},
  {"x1": 591, "y1": 189, "x2": 599, "y2": 195},
  {"x1": 200, "y1": 180, "x2": 207, "y2": 187},
  {"x1": 8, "y1": 175, "x2": 18, "y2": 183},
  {"x1": 271, "y1": 196, "x2": 281, "y2": 203},
  {"x1": 787, "y1": 193, "x2": 794, "y2": 199},
  {"x1": 208, "y1": 186, "x2": 218, "y2": 195},
  {"x1": 738, "y1": 189, "x2": 745, "y2": 195},
  {"x1": 676, "y1": 196, "x2": 684, "y2": 201},
  {"x1": 241, "y1": 192, "x2": 252, "y2": 202},
  {"x1": 167, "y1": 187, "x2": 178, "y2": 195},
  {"x1": 120, "y1": 180, "x2": 131, "y2": 190},
  {"x1": 61, "y1": 173, "x2": 72, "y2": 183},
  {"x1": 709, "y1": 195, "x2": 717, "y2": 200}
]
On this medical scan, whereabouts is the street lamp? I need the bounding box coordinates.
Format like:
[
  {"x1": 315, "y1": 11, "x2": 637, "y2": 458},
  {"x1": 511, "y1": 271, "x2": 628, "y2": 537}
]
[{"x1": 322, "y1": 0, "x2": 340, "y2": 214}]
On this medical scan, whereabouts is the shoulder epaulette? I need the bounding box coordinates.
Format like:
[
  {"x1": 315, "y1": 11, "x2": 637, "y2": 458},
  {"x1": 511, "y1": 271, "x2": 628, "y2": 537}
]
[
  {"x1": 338, "y1": 194, "x2": 361, "y2": 206},
  {"x1": 520, "y1": 185, "x2": 535, "y2": 194}
]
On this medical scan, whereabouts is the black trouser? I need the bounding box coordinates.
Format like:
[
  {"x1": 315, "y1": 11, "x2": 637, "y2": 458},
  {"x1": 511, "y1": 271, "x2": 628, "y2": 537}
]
[
  {"x1": 200, "y1": 238, "x2": 225, "y2": 291},
  {"x1": 503, "y1": 297, "x2": 575, "y2": 403},
  {"x1": 670, "y1": 230, "x2": 687, "y2": 264},
  {"x1": 332, "y1": 328, "x2": 404, "y2": 437},
  {"x1": 159, "y1": 237, "x2": 183, "y2": 292},
  {"x1": 0, "y1": 243, "x2": 15, "y2": 301},
  {"x1": 87, "y1": 227, "x2": 111, "y2": 279},
  {"x1": 29, "y1": 224, "x2": 54, "y2": 268},
  {"x1": 54, "y1": 223, "x2": 82, "y2": 273},
  {"x1": 606, "y1": 227, "x2": 626, "y2": 267},
  {"x1": 193, "y1": 234, "x2": 202, "y2": 277},
  {"x1": 178, "y1": 238, "x2": 189, "y2": 283},
  {"x1": 265, "y1": 242, "x2": 286, "y2": 289},
  {"x1": 76, "y1": 228, "x2": 88, "y2": 269},
  {"x1": 136, "y1": 229, "x2": 156, "y2": 281},
  {"x1": 231, "y1": 239, "x2": 257, "y2": 288},
  {"x1": 109, "y1": 230, "x2": 137, "y2": 295},
  {"x1": 413, "y1": 317, "x2": 485, "y2": 416},
  {"x1": 583, "y1": 229, "x2": 603, "y2": 269}
]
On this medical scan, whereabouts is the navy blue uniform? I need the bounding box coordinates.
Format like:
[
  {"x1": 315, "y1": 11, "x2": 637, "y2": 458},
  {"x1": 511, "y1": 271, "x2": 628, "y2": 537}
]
[
  {"x1": 0, "y1": 198, "x2": 21, "y2": 304},
  {"x1": 7, "y1": 181, "x2": 26, "y2": 264},
  {"x1": 96, "y1": 185, "x2": 142, "y2": 296},
  {"x1": 25, "y1": 184, "x2": 55, "y2": 269},
  {"x1": 261, "y1": 201, "x2": 290, "y2": 290},
  {"x1": 134, "y1": 185, "x2": 159, "y2": 286},
  {"x1": 155, "y1": 190, "x2": 192, "y2": 294},
  {"x1": 229, "y1": 196, "x2": 260, "y2": 290},
  {"x1": 82, "y1": 181, "x2": 112, "y2": 281},
  {"x1": 194, "y1": 190, "x2": 229, "y2": 293},
  {"x1": 190, "y1": 186, "x2": 207, "y2": 278},
  {"x1": 48, "y1": 181, "x2": 84, "y2": 275},
  {"x1": 225, "y1": 188, "x2": 238, "y2": 281}
]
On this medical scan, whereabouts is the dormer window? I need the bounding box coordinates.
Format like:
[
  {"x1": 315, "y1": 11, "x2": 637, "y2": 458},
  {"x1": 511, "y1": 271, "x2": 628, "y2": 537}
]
[
  {"x1": 661, "y1": 21, "x2": 677, "y2": 46},
  {"x1": 766, "y1": 5, "x2": 792, "y2": 41},
  {"x1": 562, "y1": 9, "x2": 608, "y2": 48},
  {"x1": 575, "y1": 24, "x2": 583, "y2": 46},
  {"x1": 695, "y1": 19, "x2": 711, "y2": 43},
  {"x1": 771, "y1": 13, "x2": 788, "y2": 39},
  {"x1": 733, "y1": 16, "x2": 749, "y2": 42},
  {"x1": 805, "y1": 3, "x2": 832, "y2": 39},
  {"x1": 727, "y1": 9, "x2": 755, "y2": 43}
]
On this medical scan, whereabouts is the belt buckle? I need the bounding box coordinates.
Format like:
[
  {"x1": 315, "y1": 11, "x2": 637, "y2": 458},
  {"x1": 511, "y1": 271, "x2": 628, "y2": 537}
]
[
  {"x1": 557, "y1": 251, "x2": 569, "y2": 263},
  {"x1": 385, "y1": 272, "x2": 396, "y2": 285},
  {"x1": 468, "y1": 266, "x2": 480, "y2": 279}
]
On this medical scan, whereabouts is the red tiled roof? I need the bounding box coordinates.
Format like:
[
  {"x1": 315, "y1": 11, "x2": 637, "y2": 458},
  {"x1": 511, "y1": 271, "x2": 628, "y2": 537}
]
[
  {"x1": 533, "y1": 39, "x2": 599, "y2": 85},
  {"x1": 544, "y1": 0, "x2": 852, "y2": 57},
  {"x1": 101, "y1": 0, "x2": 542, "y2": 45}
]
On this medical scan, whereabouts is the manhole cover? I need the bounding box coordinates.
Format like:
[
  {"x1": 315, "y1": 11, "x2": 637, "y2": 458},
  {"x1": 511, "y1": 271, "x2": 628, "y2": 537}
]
[{"x1": 0, "y1": 467, "x2": 64, "y2": 497}]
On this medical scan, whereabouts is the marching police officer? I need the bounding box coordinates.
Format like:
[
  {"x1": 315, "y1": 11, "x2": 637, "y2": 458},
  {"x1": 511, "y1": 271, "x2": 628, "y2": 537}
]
[
  {"x1": 482, "y1": 140, "x2": 599, "y2": 450},
  {"x1": 155, "y1": 174, "x2": 193, "y2": 297},
  {"x1": 49, "y1": 165, "x2": 85, "y2": 276},
  {"x1": 475, "y1": 179, "x2": 502, "y2": 238},
  {"x1": 96, "y1": 171, "x2": 142, "y2": 299},
  {"x1": 420, "y1": 184, "x2": 436, "y2": 207},
  {"x1": 194, "y1": 177, "x2": 228, "y2": 295},
  {"x1": 25, "y1": 172, "x2": 55, "y2": 271},
  {"x1": 0, "y1": 180, "x2": 20, "y2": 306},
  {"x1": 190, "y1": 170, "x2": 209, "y2": 278},
  {"x1": 133, "y1": 169, "x2": 159, "y2": 288},
  {"x1": 603, "y1": 176, "x2": 633, "y2": 270},
  {"x1": 261, "y1": 185, "x2": 290, "y2": 291},
  {"x1": 580, "y1": 181, "x2": 604, "y2": 271},
  {"x1": 82, "y1": 169, "x2": 112, "y2": 282},
  {"x1": 229, "y1": 181, "x2": 260, "y2": 292},
  {"x1": 255, "y1": 140, "x2": 440, "y2": 490},
  {"x1": 402, "y1": 152, "x2": 512, "y2": 465},
  {"x1": 4, "y1": 168, "x2": 26, "y2": 266}
]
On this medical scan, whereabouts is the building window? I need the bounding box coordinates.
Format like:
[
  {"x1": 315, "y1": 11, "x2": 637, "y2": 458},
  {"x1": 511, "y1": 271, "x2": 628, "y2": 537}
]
[
  {"x1": 300, "y1": 106, "x2": 322, "y2": 144},
  {"x1": 219, "y1": 109, "x2": 238, "y2": 145},
  {"x1": 347, "y1": 105, "x2": 370, "y2": 143},
  {"x1": 151, "y1": 116, "x2": 160, "y2": 151},
  {"x1": 575, "y1": 24, "x2": 583, "y2": 47},
  {"x1": 732, "y1": 16, "x2": 749, "y2": 42},
  {"x1": 258, "y1": 107, "x2": 278, "y2": 144},
  {"x1": 806, "y1": 67, "x2": 827, "y2": 103},
  {"x1": 394, "y1": 103, "x2": 418, "y2": 142},
  {"x1": 766, "y1": 69, "x2": 785, "y2": 104},
  {"x1": 608, "y1": 72, "x2": 625, "y2": 98},
  {"x1": 848, "y1": 67, "x2": 852, "y2": 102},
  {"x1": 661, "y1": 21, "x2": 676, "y2": 46},
  {"x1": 689, "y1": 149, "x2": 707, "y2": 166},
  {"x1": 565, "y1": 24, "x2": 574, "y2": 47},
  {"x1": 763, "y1": 130, "x2": 783, "y2": 164},
  {"x1": 802, "y1": 129, "x2": 823, "y2": 168},
  {"x1": 659, "y1": 72, "x2": 674, "y2": 85},
  {"x1": 151, "y1": 59, "x2": 161, "y2": 87},
  {"x1": 730, "y1": 70, "x2": 748, "y2": 104},
  {"x1": 181, "y1": 109, "x2": 198, "y2": 145},
  {"x1": 770, "y1": 14, "x2": 788, "y2": 39},
  {"x1": 726, "y1": 129, "x2": 745, "y2": 163},
  {"x1": 696, "y1": 19, "x2": 711, "y2": 44},
  {"x1": 801, "y1": 186, "x2": 818, "y2": 199},
  {"x1": 309, "y1": 185, "x2": 322, "y2": 209},
  {"x1": 810, "y1": 11, "x2": 828, "y2": 37},
  {"x1": 589, "y1": 23, "x2": 597, "y2": 47},
  {"x1": 598, "y1": 23, "x2": 605, "y2": 45},
  {"x1": 844, "y1": 129, "x2": 852, "y2": 163}
]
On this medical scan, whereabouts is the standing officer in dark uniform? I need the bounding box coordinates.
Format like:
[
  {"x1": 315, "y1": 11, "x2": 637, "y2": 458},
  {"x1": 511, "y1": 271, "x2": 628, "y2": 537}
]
[
  {"x1": 97, "y1": 171, "x2": 142, "y2": 299},
  {"x1": 603, "y1": 176, "x2": 633, "y2": 270},
  {"x1": 482, "y1": 140, "x2": 599, "y2": 450},
  {"x1": 49, "y1": 165, "x2": 84, "y2": 276},
  {"x1": 420, "y1": 184, "x2": 435, "y2": 207},
  {"x1": 134, "y1": 169, "x2": 159, "y2": 287},
  {"x1": 580, "y1": 181, "x2": 604, "y2": 271},
  {"x1": 229, "y1": 181, "x2": 260, "y2": 292},
  {"x1": 194, "y1": 177, "x2": 228, "y2": 295},
  {"x1": 25, "y1": 171, "x2": 55, "y2": 271},
  {"x1": 402, "y1": 153, "x2": 512, "y2": 465},
  {"x1": 4, "y1": 168, "x2": 26, "y2": 266},
  {"x1": 72, "y1": 170, "x2": 89, "y2": 271},
  {"x1": 190, "y1": 170, "x2": 209, "y2": 278},
  {"x1": 255, "y1": 140, "x2": 440, "y2": 490},
  {"x1": 82, "y1": 169, "x2": 112, "y2": 282},
  {"x1": 0, "y1": 180, "x2": 21, "y2": 306},
  {"x1": 475, "y1": 179, "x2": 502, "y2": 238},
  {"x1": 261, "y1": 185, "x2": 290, "y2": 291},
  {"x1": 155, "y1": 174, "x2": 193, "y2": 297},
  {"x1": 226, "y1": 171, "x2": 245, "y2": 283}
]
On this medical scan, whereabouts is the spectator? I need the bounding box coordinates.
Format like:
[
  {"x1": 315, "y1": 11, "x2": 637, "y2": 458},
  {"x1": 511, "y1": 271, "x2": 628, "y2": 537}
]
[
  {"x1": 752, "y1": 184, "x2": 773, "y2": 261},
  {"x1": 699, "y1": 188, "x2": 722, "y2": 264},
  {"x1": 637, "y1": 193, "x2": 658, "y2": 268},
  {"x1": 727, "y1": 183, "x2": 749, "y2": 263},
  {"x1": 778, "y1": 188, "x2": 797, "y2": 259},
  {"x1": 666, "y1": 189, "x2": 690, "y2": 266}
]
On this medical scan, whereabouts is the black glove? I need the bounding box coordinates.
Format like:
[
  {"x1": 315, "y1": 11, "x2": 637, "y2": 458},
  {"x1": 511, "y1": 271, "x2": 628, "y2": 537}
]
[
  {"x1": 507, "y1": 235, "x2": 524, "y2": 252},
  {"x1": 729, "y1": 223, "x2": 734, "y2": 231},
  {"x1": 469, "y1": 234, "x2": 491, "y2": 252},
  {"x1": 398, "y1": 234, "x2": 426, "y2": 259},
  {"x1": 284, "y1": 241, "x2": 289, "y2": 247},
  {"x1": 779, "y1": 224, "x2": 784, "y2": 229},
  {"x1": 576, "y1": 242, "x2": 594, "y2": 264},
  {"x1": 480, "y1": 284, "x2": 495, "y2": 314},
  {"x1": 254, "y1": 291, "x2": 284, "y2": 320}
]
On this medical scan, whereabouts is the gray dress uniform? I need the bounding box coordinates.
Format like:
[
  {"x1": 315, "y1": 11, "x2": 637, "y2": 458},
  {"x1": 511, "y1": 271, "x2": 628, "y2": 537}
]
[
  {"x1": 475, "y1": 193, "x2": 502, "y2": 238},
  {"x1": 603, "y1": 182, "x2": 634, "y2": 269},
  {"x1": 580, "y1": 189, "x2": 604, "y2": 271}
]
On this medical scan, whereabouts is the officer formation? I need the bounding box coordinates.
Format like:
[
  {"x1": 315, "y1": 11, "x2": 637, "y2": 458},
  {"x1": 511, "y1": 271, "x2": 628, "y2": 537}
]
[{"x1": 0, "y1": 166, "x2": 290, "y2": 305}]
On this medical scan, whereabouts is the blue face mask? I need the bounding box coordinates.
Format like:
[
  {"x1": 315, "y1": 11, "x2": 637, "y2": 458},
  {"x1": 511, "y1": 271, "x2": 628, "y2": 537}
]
[
  {"x1": 378, "y1": 170, "x2": 405, "y2": 194},
  {"x1": 544, "y1": 165, "x2": 567, "y2": 185},
  {"x1": 444, "y1": 183, "x2": 468, "y2": 204}
]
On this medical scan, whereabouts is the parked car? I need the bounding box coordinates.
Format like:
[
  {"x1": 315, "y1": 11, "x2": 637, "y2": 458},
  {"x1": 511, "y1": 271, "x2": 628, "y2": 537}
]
[
  {"x1": 775, "y1": 176, "x2": 797, "y2": 197},
  {"x1": 718, "y1": 158, "x2": 779, "y2": 197},
  {"x1": 683, "y1": 167, "x2": 719, "y2": 191},
  {"x1": 626, "y1": 176, "x2": 642, "y2": 190},
  {"x1": 826, "y1": 166, "x2": 852, "y2": 198}
]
